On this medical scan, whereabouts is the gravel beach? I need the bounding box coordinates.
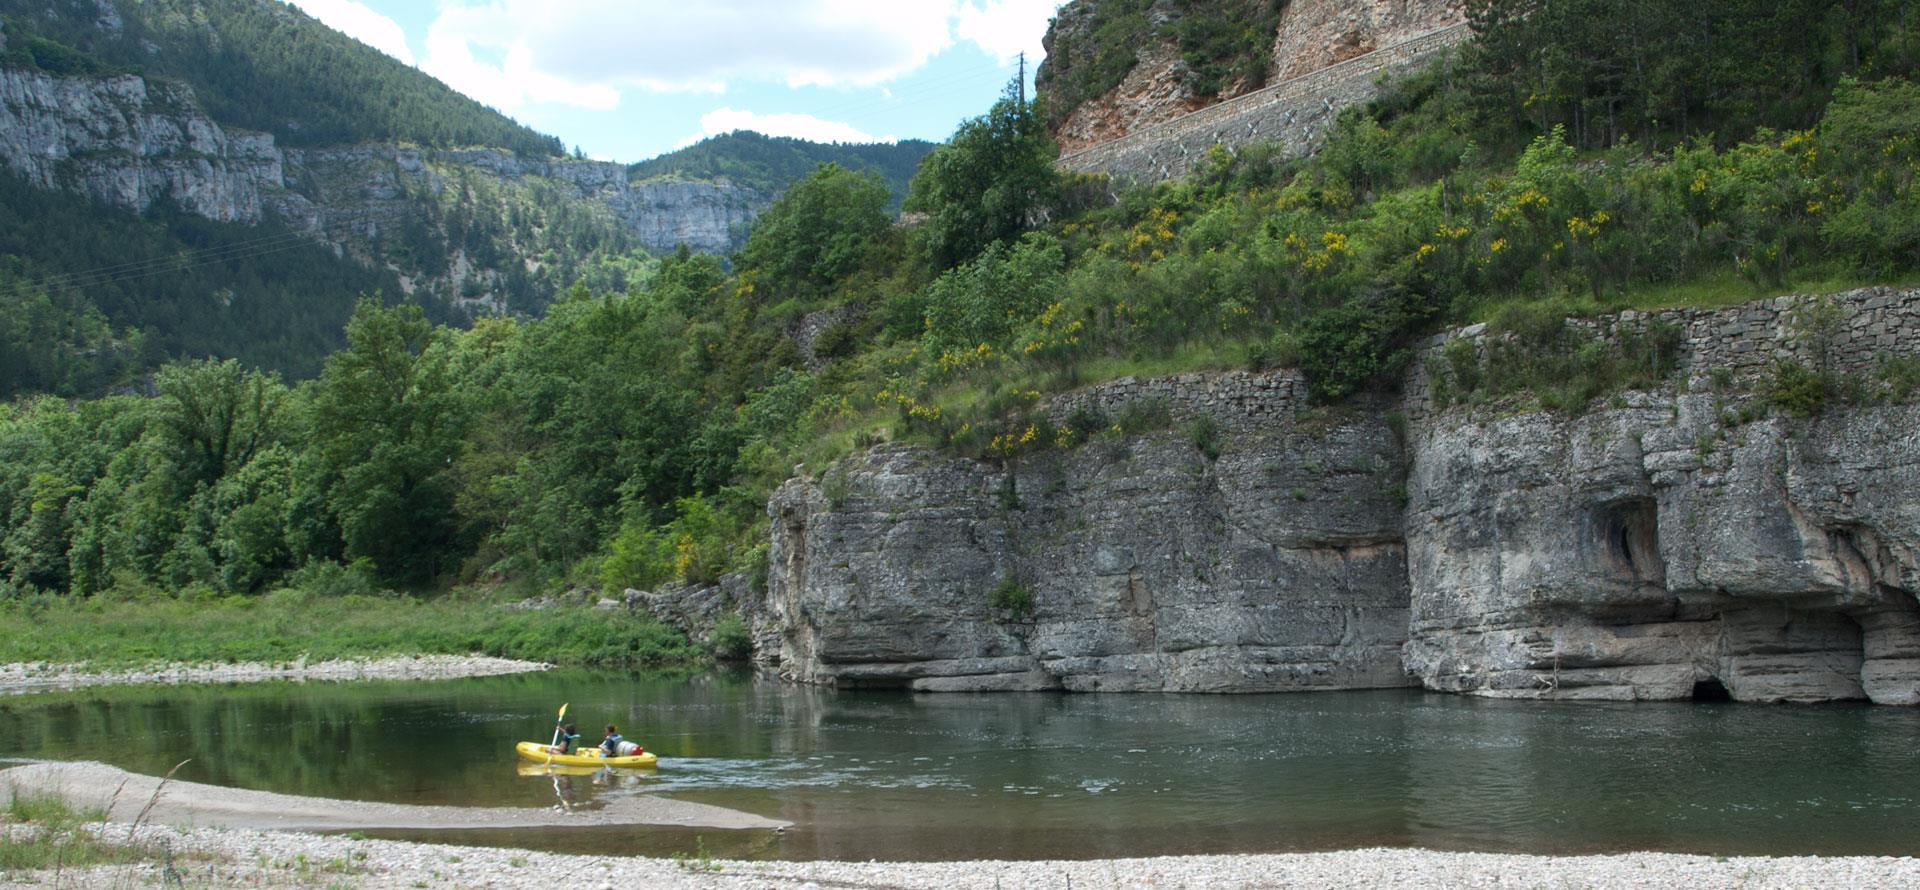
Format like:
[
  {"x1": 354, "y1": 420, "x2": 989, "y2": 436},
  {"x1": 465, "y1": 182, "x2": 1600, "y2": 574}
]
[
  {"x1": 4, "y1": 820, "x2": 1916, "y2": 889},
  {"x1": 0, "y1": 762, "x2": 788, "y2": 832},
  {"x1": 0, "y1": 655, "x2": 549, "y2": 693}
]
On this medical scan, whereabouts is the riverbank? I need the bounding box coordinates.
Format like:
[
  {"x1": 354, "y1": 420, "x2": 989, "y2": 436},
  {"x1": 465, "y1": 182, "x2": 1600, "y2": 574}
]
[
  {"x1": 0, "y1": 655, "x2": 549, "y2": 693},
  {"x1": 4, "y1": 821, "x2": 1916, "y2": 889}
]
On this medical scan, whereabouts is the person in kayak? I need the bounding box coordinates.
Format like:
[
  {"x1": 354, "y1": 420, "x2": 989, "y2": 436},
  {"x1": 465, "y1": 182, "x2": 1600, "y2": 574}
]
[
  {"x1": 550, "y1": 722, "x2": 581, "y2": 755},
  {"x1": 601, "y1": 724, "x2": 643, "y2": 757}
]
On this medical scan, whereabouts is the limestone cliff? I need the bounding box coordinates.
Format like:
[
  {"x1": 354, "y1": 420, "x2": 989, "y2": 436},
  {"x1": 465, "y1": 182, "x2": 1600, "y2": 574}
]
[
  {"x1": 763, "y1": 374, "x2": 1411, "y2": 693},
  {"x1": 0, "y1": 66, "x2": 280, "y2": 224},
  {"x1": 1401, "y1": 292, "x2": 1920, "y2": 706},
  {"x1": 0, "y1": 55, "x2": 763, "y2": 313},
  {"x1": 647, "y1": 288, "x2": 1920, "y2": 706}
]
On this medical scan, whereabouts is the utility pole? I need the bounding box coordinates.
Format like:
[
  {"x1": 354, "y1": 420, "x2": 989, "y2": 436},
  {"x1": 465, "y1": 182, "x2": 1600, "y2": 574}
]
[{"x1": 1018, "y1": 51, "x2": 1026, "y2": 106}]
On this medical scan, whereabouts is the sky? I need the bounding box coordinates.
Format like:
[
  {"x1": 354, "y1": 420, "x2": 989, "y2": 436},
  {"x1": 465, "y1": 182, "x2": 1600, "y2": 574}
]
[{"x1": 287, "y1": 0, "x2": 1069, "y2": 164}]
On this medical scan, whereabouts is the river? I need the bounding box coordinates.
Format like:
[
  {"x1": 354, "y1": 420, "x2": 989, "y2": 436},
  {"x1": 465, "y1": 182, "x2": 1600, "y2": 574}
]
[{"x1": 3, "y1": 669, "x2": 1915, "y2": 861}]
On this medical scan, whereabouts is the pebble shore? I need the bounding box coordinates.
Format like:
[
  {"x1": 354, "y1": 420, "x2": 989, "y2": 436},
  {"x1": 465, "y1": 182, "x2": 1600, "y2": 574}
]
[
  {"x1": 8, "y1": 822, "x2": 1917, "y2": 889},
  {"x1": 0, "y1": 655, "x2": 549, "y2": 693}
]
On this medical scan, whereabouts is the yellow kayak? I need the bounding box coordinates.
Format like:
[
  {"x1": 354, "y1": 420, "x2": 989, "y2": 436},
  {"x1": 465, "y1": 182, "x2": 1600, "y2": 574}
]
[{"x1": 514, "y1": 740, "x2": 658, "y2": 768}]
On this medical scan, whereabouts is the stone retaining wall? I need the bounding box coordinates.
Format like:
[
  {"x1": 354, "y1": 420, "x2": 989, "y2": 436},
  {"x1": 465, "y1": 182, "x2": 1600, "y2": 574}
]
[{"x1": 1057, "y1": 23, "x2": 1470, "y2": 185}]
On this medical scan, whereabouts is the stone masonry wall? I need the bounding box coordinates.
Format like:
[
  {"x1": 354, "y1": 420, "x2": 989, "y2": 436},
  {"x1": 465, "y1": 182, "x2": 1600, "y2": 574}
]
[{"x1": 1057, "y1": 24, "x2": 1469, "y2": 185}]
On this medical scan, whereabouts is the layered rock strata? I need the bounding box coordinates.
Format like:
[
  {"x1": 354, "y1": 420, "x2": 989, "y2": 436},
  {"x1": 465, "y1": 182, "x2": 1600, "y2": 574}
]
[
  {"x1": 644, "y1": 288, "x2": 1920, "y2": 704},
  {"x1": 761, "y1": 374, "x2": 1412, "y2": 693},
  {"x1": 1402, "y1": 291, "x2": 1920, "y2": 705}
]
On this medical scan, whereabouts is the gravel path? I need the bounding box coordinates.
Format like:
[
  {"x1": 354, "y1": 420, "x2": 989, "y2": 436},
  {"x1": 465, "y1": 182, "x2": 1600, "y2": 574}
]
[
  {"x1": 4, "y1": 822, "x2": 1916, "y2": 889},
  {"x1": 0, "y1": 655, "x2": 549, "y2": 693},
  {"x1": 1, "y1": 762, "x2": 788, "y2": 832}
]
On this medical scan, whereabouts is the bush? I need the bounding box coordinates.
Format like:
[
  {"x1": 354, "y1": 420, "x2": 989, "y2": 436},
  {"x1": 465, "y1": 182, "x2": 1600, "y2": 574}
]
[
  {"x1": 709, "y1": 613, "x2": 752, "y2": 660},
  {"x1": 1189, "y1": 415, "x2": 1221, "y2": 461},
  {"x1": 988, "y1": 578, "x2": 1034, "y2": 618},
  {"x1": 1763, "y1": 357, "x2": 1832, "y2": 417}
]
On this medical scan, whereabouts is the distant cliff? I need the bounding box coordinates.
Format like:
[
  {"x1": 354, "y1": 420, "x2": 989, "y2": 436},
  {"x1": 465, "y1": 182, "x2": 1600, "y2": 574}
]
[{"x1": 0, "y1": 60, "x2": 764, "y2": 311}]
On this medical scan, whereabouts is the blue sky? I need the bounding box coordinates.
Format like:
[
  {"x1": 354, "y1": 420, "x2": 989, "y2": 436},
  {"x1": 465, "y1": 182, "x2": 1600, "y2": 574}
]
[{"x1": 287, "y1": 1, "x2": 1068, "y2": 164}]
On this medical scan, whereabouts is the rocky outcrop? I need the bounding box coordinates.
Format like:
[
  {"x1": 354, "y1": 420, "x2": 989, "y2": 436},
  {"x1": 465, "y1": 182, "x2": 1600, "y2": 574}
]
[
  {"x1": 0, "y1": 60, "x2": 763, "y2": 276},
  {"x1": 0, "y1": 66, "x2": 279, "y2": 222},
  {"x1": 1270, "y1": 0, "x2": 1465, "y2": 80},
  {"x1": 1051, "y1": 29, "x2": 1228, "y2": 156},
  {"x1": 1402, "y1": 290, "x2": 1920, "y2": 706},
  {"x1": 735, "y1": 288, "x2": 1920, "y2": 704},
  {"x1": 762, "y1": 373, "x2": 1412, "y2": 693},
  {"x1": 1045, "y1": 0, "x2": 1466, "y2": 165},
  {"x1": 283, "y1": 145, "x2": 763, "y2": 256}
]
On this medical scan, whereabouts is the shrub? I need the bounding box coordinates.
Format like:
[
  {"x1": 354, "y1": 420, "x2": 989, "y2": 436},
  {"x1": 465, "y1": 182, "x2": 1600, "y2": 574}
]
[
  {"x1": 987, "y1": 578, "x2": 1034, "y2": 618},
  {"x1": 1763, "y1": 357, "x2": 1831, "y2": 417},
  {"x1": 709, "y1": 613, "x2": 752, "y2": 660},
  {"x1": 1189, "y1": 415, "x2": 1221, "y2": 461}
]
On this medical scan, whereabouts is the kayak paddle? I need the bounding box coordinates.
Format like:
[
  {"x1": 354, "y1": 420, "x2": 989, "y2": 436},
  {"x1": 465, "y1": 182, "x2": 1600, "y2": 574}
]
[{"x1": 547, "y1": 702, "x2": 569, "y2": 764}]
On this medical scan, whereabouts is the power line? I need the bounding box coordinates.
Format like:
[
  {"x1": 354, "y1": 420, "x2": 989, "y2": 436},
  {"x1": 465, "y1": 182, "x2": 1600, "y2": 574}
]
[{"x1": 0, "y1": 227, "x2": 332, "y2": 303}]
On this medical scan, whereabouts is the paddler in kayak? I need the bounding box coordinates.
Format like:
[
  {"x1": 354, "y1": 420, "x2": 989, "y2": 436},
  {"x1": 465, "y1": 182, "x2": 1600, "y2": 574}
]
[
  {"x1": 550, "y1": 722, "x2": 581, "y2": 755},
  {"x1": 600, "y1": 724, "x2": 643, "y2": 758}
]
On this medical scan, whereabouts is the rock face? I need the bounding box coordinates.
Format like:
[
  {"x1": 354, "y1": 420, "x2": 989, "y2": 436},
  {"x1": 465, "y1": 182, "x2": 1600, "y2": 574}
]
[
  {"x1": 1270, "y1": 0, "x2": 1466, "y2": 80},
  {"x1": 763, "y1": 373, "x2": 1413, "y2": 693},
  {"x1": 713, "y1": 288, "x2": 1920, "y2": 704},
  {"x1": 1044, "y1": 0, "x2": 1466, "y2": 160},
  {"x1": 1402, "y1": 291, "x2": 1920, "y2": 706},
  {"x1": 0, "y1": 67, "x2": 278, "y2": 223},
  {"x1": 0, "y1": 61, "x2": 763, "y2": 270}
]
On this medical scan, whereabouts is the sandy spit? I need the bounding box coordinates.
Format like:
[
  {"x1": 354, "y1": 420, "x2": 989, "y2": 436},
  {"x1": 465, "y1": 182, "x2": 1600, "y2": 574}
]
[
  {"x1": 0, "y1": 654, "x2": 549, "y2": 693},
  {"x1": 4, "y1": 822, "x2": 1917, "y2": 890},
  {"x1": 0, "y1": 762, "x2": 787, "y2": 832}
]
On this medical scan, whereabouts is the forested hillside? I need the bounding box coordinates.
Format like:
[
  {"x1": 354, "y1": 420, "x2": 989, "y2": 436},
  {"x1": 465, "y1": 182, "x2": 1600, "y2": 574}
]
[
  {"x1": 0, "y1": 0, "x2": 561, "y2": 154},
  {"x1": 3, "y1": 0, "x2": 1915, "y2": 637},
  {"x1": 632, "y1": 132, "x2": 937, "y2": 205}
]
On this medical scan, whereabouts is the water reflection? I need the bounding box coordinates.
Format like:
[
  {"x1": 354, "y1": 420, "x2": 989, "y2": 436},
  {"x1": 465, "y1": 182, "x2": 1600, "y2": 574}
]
[{"x1": 3, "y1": 670, "x2": 1916, "y2": 861}]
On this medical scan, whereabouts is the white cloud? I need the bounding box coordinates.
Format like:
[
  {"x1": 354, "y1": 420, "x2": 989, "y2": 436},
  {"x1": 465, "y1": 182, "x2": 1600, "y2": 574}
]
[
  {"x1": 287, "y1": 0, "x2": 415, "y2": 65},
  {"x1": 407, "y1": 1, "x2": 1069, "y2": 113},
  {"x1": 418, "y1": 1, "x2": 966, "y2": 110},
  {"x1": 954, "y1": 0, "x2": 1064, "y2": 64},
  {"x1": 692, "y1": 108, "x2": 890, "y2": 145}
]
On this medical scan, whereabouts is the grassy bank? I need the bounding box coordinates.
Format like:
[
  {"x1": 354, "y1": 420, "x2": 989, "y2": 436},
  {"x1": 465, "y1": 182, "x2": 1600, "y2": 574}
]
[
  {"x1": 0, "y1": 591, "x2": 703, "y2": 671},
  {"x1": 0, "y1": 790, "x2": 171, "y2": 880}
]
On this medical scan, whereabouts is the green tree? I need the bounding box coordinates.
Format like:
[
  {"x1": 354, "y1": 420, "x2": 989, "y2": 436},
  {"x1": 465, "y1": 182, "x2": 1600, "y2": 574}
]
[
  {"x1": 906, "y1": 85, "x2": 1061, "y2": 269},
  {"x1": 738, "y1": 163, "x2": 892, "y2": 296},
  {"x1": 153, "y1": 359, "x2": 289, "y2": 488},
  {"x1": 307, "y1": 300, "x2": 468, "y2": 586}
]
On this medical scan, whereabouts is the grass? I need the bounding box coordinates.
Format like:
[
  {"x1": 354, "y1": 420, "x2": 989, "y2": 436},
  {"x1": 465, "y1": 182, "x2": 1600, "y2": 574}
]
[
  {"x1": 0, "y1": 790, "x2": 161, "y2": 879},
  {"x1": 0, "y1": 590, "x2": 704, "y2": 671}
]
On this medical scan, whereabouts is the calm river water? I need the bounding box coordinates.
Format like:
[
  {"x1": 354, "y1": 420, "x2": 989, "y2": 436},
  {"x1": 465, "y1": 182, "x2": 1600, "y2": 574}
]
[{"x1": 3, "y1": 670, "x2": 1916, "y2": 860}]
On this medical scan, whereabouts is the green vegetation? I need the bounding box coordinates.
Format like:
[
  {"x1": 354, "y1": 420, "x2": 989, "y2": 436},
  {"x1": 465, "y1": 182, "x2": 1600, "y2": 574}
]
[
  {"x1": 0, "y1": 172, "x2": 414, "y2": 393},
  {"x1": 0, "y1": 590, "x2": 699, "y2": 668},
  {"x1": 988, "y1": 579, "x2": 1035, "y2": 618},
  {"x1": 709, "y1": 613, "x2": 753, "y2": 660},
  {"x1": 1, "y1": 790, "x2": 166, "y2": 878},
  {"x1": 1, "y1": 1, "x2": 1916, "y2": 664},
  {"x1": 1167, "y1": 0, "x2": 1291, "y2": 97},
  {"x1": 631, "y1": 131, "x2": 935, "y2": 205},
  {"x1": 0, "y1": 1, "x2": 561, "y2": 154},
  {"x1": 1034, "y1": 0, "x2": 1154, "y2": 130}
]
